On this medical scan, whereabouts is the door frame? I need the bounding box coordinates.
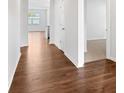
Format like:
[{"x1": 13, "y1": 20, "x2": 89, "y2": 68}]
[
  {"x1": 83, "y1": 0, "x2": 112, "y2": 62},
  {"x1": 106, "y1": 0, "x2": 111, "y2": 59}
]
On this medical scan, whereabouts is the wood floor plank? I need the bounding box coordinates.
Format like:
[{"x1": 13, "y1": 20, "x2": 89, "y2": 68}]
[{"x1": 9, "y1": 32, "x2": 116, "y2": 93}]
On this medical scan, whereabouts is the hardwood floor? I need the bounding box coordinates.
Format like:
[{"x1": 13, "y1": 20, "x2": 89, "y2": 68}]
[
  {"x1": 85, "y1": 39, "x2": 106, "y2": 63},
  {"x1": 9, "y1": 32, "x2": 116, "y2": 93}
]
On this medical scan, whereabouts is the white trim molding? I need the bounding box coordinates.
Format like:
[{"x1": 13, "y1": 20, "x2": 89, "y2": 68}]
[
  {"x1": 107, "y1": 56, "x2": 116, "y2": 62},
  {"x1": 78, "y1": 0, "x2": 85, "y2": 68},
  {"x1": 20, "y1": 43, "x2": 28, "y2": 48},
  {"x1": 8, "y1": 52, "x2": 21, "y2": 90},
  {"x1": 64, "y1": 52, "x2": 79, "y2": 68}
]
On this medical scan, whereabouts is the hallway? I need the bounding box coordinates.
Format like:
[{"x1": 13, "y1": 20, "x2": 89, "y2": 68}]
[{"x1": 9, "y1": 32, "x2": 116, "y2": 93}]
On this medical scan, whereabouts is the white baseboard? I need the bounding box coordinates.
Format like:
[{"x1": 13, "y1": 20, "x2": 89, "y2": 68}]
[
  {"x1": 49, "y1": 43, "x2": 81, "y2": 68},
  {"x1": 84, "y1": 49, "x2": 87, "y2": 53},
  {"x1": 8, "y1": 52, "x2": 21, "y2": 90},
  {"x1": 28, "y1": 30, "x2": 45, "y2": 32},
  {"x1": 87, "y1": 38, "x2": 106, "y2": 41},
  {"x1": 64, "y1": 52, "x2": 79, "y2": 68},
  {"x1": 107, "y1": 56, "x2": 116, "y2": 62},
  {"x1": 52, "y1": 42, "x2": 61, "y2": 50},
  {"x1": 49, "y1": 40, "x2": 55, "y2": 45},
  {"x1": 20, "y1": 43, "x2": 28, "y2": 47}
]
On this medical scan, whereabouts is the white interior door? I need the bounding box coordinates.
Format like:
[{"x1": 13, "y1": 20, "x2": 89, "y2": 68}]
[{"x1": 59, "y1": 0, "x2": 65, "y2": 51}]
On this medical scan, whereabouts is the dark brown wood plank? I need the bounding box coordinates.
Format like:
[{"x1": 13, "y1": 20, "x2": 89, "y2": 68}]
[{"x1": 9, "y1": 32, "x2": 116, "y2": 93}]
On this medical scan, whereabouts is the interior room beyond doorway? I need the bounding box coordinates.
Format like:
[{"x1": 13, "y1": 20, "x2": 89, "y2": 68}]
[{"x1": 84, "y1": 0, "x2": 106, "y2": 63}]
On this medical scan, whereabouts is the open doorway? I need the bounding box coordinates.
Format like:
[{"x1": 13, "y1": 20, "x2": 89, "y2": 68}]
[
  {"x1": 84, "y1": 0, "x2": 106, "y2": 63},
  {"x1": 27, "y1": 0, "x2": 65, "y2": 51},
  {"x1": 27, "y1": 0, "x2": 50, "y2": 45}
]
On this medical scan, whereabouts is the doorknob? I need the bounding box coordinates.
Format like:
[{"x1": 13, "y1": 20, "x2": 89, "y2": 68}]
[
  {"x1": 106, "y1": 28, "x2": 110, "y2": 32},
  {"x1": 62, "y1": 28, "x2": 65, "y2": 30},
  {"x1": 106, "y1": 29, "x2": 108, "y2": 31}
]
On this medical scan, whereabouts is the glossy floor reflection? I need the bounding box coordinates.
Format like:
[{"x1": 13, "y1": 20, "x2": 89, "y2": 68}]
[{"x1": 9, "y1": 32, "x2": 116, "y2": 93}]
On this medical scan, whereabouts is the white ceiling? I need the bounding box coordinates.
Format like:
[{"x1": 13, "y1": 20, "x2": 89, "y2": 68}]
[{"x1": 29, "y1": 0, "x2": 50, "y2": 9}]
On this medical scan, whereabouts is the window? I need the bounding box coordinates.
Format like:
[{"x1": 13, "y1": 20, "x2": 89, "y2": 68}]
[{"x1": 28, "y1": 12, "x2": 40, "y2": 25}]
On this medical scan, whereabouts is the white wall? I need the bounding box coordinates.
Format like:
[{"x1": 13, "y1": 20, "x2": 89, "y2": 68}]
[
  {"x1": 29, "y1": 0, "x2": 50, "y2": 10},
  {"x1": 64, "y1": 0, "x2": 78, "y2": 67},
  {"x1": 28, "y1": 0, "x2": 51, "y2": 38},
  {"x1": 8, "y1": 0, "x2": 21, "y2": 88},
  {"x1": 28, "y1": 9, "x2": 47, "y2": 31},
  {"x1": 87, "y1": 0, "x2": 106, "y2": 40},
  {"x1": 20, "y1": 0, "x2": 28, "y2": 47}
]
